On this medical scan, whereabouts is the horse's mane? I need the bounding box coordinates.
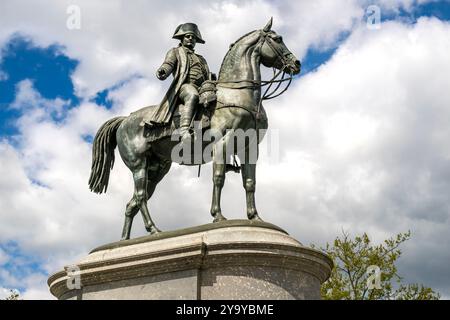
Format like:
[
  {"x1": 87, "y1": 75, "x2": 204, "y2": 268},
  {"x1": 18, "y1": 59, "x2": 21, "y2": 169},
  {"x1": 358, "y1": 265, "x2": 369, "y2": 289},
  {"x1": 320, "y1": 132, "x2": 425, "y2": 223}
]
[{"x1": 218, "y1": 30, "x2": 259, "y2": 77}]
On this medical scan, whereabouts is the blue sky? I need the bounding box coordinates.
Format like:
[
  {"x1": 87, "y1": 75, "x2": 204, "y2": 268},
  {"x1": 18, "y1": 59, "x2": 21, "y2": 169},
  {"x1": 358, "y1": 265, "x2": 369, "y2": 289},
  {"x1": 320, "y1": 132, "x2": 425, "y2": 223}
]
[
  {"x1": 1, "y1": 0, "x2": 450, "y2": 299},
  {"x1": 0, "y1": 38, "x2": 79, "y2": 136},
  {"x1": 0, "y1": 242, "x2": 46, "y2": 294},
  {"x1": 303, "y1": 1, "x2": 450, "y2": 73},
  {"x1": 1, "y1": 1, "x2": 449, "y2": 131}
]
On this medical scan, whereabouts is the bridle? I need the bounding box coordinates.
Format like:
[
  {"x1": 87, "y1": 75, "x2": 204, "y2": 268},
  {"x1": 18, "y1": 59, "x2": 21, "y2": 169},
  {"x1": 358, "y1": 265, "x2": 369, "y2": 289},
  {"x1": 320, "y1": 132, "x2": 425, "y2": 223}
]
[
  {"x1": 259, "y1": 32, "x2": 295, "y2": 101},
  {"x1": 197, "y1": 31, "x2": 296, "y2": 177},
  {"x1": 213, "y1": 31, "x2": 295, "y2": 112}
]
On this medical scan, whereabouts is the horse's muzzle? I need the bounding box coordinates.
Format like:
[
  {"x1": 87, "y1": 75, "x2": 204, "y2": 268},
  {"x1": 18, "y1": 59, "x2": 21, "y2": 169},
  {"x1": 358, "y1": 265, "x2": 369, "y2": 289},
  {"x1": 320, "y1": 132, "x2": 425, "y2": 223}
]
[{"x1": 284, "y1": 59, "x2": 301, "y2": 75}]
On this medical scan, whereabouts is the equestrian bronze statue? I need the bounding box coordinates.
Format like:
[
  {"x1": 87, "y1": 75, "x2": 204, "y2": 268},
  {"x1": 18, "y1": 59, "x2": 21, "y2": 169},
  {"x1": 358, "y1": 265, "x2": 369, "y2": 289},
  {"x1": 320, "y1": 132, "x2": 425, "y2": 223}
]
[
  {"x1": 145, "y1": 22, "x2": 212, "y2": 144},
  {"x1": 88, "y1": 18, "x2": 301, "y2": 240}
]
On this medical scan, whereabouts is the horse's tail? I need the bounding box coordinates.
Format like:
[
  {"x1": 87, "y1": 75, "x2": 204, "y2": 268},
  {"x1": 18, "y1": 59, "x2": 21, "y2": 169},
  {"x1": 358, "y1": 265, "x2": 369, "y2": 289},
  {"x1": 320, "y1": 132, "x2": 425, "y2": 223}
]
[{"x1": 88, "y1": 116, "x2": 126, "y2": 194}]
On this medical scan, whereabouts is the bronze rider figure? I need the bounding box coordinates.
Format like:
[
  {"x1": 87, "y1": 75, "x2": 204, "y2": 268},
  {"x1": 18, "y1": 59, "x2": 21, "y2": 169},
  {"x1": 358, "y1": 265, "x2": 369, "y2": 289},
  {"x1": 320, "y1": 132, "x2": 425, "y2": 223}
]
[{"x1": 143, "y1": 23, "x2": 211, "y2": 143}]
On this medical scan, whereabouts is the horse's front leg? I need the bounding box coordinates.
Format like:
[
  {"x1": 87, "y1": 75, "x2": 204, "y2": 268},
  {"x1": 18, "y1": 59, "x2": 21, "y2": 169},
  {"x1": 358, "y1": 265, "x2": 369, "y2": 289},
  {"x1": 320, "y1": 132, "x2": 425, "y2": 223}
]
[
  {"x1": 239, "y1": 145, "x2": 262, "y2": 221},
  {"x1": 210, "y1": 139, "x2": 227, "y2": 222},
  {"x1": 241, "y1": 162, "x2": 262, "y2": 221}
]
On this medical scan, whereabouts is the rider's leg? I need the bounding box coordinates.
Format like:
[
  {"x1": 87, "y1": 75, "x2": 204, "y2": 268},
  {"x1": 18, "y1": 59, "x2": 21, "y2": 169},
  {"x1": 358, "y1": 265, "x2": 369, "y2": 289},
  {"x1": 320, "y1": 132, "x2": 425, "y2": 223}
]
[{"x1": 178, "y1": 83, "x2": 199, "y2": 142}]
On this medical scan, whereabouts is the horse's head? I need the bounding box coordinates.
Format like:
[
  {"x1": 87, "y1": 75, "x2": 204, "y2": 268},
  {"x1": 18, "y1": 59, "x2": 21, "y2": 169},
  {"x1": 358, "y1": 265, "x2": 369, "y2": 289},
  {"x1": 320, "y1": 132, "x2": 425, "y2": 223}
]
[{"x1": 259, "y1": 18, "x2": 301, "y2": 75}]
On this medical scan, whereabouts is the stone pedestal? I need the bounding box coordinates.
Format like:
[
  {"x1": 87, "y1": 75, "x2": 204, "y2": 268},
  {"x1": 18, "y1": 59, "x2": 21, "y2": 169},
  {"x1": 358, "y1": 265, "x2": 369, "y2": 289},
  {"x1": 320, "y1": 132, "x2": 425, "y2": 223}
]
[{"x1": 48, "y1": 220, "x2": 332, "y2": 300}]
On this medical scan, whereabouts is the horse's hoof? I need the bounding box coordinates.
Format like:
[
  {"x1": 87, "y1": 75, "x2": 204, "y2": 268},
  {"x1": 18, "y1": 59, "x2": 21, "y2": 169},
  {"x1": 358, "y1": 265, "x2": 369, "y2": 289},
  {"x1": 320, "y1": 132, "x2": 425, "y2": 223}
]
[
  {"x1": 249, "y1": 214, "x2": 263, "y2": 222},
  {"x1": 147, "y1": 226, "x2": 161, "y2": 234},
  {"x1": 213, "y1": 215, "x2": 227, "y2": 223}
]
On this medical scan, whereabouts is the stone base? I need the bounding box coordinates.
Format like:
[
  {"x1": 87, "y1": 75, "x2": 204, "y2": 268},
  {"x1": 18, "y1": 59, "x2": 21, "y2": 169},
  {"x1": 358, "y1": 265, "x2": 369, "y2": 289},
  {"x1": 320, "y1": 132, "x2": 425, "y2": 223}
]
[{"x1": 48, "y1": 220, "x2": 332, "y2": 300}]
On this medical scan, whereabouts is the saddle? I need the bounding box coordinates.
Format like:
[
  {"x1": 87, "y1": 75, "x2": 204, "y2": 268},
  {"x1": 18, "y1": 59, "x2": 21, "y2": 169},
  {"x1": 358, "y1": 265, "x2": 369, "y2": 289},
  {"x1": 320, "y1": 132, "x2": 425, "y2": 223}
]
[
  {"x1": 143, "y1": 100, "x2": 213, "y2": 142},
  {"x1": 141, "y1": 82, "x2": 241, "y2": 173},
  {"x1": 143, "y1": 81, "x2": 217, "y2": 142}
]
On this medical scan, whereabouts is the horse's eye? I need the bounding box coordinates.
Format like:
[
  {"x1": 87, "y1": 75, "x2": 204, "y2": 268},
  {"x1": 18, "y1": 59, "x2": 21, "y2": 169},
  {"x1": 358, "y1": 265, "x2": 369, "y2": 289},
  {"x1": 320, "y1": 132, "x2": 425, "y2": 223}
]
[{"x1": 275, "y1": 36, "x2": 283, "y2": 43}]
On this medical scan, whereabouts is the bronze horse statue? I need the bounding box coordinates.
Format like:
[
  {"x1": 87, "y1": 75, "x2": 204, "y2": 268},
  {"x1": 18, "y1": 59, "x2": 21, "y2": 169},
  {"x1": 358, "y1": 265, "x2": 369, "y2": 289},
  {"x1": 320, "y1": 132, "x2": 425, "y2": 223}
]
[{"x1": 88, "y1": 19, "x2": 301, "y2": 240}]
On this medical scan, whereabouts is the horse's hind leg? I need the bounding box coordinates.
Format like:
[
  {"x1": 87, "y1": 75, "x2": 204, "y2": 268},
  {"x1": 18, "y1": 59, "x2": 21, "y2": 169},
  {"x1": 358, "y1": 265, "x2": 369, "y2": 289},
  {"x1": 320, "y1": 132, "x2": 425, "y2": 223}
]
[
  {"x1": 139, "y1": 156, "x2": 171, "y2": 235},
  {"x1": 121, "y1": 197, "x2": 140, "y2": 240},
  {"x1": 121, "y1": 158, "x2": 171, "y2": 240},
  {"x1": 135, "y1": 167, "x2": 161, "y2": 235},
  {"x1": 125, "y1": 157, "x2": 160, "y2": 237},
  {"x1": 146, "y1": 158, "x2": 172, "y2": 207}
]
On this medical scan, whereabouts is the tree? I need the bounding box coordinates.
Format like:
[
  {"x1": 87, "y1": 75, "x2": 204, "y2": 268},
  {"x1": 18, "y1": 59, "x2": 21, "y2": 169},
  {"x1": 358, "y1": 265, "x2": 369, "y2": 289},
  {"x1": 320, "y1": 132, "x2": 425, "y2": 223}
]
[
  {"x1": 319, "y1": 231, "x2": 440, "y2": 300},
  {"x1": 3, "y1": 289, "x2": 21, "y2": 300}
]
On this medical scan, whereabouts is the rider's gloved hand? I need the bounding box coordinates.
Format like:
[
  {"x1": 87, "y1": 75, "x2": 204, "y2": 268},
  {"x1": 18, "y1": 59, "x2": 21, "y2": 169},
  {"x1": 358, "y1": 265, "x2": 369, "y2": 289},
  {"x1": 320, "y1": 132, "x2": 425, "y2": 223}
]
[{"x1": 156, "y1": 68, "x2": 167, "y2": 80}]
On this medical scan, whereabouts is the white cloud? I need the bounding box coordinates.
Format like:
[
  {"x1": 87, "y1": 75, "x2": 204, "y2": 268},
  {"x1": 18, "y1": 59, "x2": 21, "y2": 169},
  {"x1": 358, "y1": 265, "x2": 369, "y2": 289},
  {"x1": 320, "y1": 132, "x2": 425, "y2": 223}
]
[
  {"x1": 0, "y1": 249, "x2": 9, "y2": 266},
  {"x1": 0, "y1": 77, "x2": 215, "y2": 296},
  {"x1": 262, "y1": 16, "x2": 450, "y2": 291},
  {"x1": 1, "y1": 0, "x2": 449, "y2": 299},
  {"x1": 1, "y1": 0, "x2": 436, "y2": 98},
  {"x1": 372, "y1": 0, "x2": 445, "y2": 12},
  {"x1": 0, "y1": 70, "x2": 8, "y2": 81},
  {"x1": 20, "y1": 273, "x2": 53, "y2": 300}
]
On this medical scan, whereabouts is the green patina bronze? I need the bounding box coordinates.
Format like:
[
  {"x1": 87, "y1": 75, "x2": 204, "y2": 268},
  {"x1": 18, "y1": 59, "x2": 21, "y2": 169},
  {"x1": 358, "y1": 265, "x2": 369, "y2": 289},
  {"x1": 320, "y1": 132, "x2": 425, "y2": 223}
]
[
  {"x1": 143, "y1": 22, "x2": 212, "y2": 144},
  {"x1": 88, "y1": 18, "x2": 301, "y2": 240}
]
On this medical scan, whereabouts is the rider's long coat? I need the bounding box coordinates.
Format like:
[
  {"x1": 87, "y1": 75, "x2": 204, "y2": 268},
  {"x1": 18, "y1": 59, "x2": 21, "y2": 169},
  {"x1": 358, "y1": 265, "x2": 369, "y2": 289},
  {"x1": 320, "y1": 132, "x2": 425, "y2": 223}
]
[{"x1": 141, "y1": 45, "x2": 210, "y2": 127}]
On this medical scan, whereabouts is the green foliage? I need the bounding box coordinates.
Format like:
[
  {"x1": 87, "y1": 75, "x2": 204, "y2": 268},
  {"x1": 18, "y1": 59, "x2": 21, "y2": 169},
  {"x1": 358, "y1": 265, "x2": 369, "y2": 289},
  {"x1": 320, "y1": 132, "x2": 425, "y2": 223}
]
[
  {"x1": 3, "y1": 289, "x2": 21, "y2": 300},
  {"x1": 318, "y1": 231, "x2": 440, "y2": 300}
]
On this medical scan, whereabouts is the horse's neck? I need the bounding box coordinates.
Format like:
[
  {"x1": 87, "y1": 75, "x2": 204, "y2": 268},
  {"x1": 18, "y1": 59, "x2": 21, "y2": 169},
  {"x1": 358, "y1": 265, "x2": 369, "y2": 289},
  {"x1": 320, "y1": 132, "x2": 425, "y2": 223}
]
[
  {"x1": 220, "y1": 46, "x2": 260, "y2": 82},
  {"x1": 218, "y1": 33, "x2": 262, "y2": 104}
]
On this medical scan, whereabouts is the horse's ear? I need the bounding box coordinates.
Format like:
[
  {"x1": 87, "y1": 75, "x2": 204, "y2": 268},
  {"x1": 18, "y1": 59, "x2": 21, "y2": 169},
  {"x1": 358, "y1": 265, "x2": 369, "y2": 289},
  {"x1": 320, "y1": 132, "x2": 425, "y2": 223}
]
[{"x1": 263, "y1": 17, "x2": 273, "y2": 32}]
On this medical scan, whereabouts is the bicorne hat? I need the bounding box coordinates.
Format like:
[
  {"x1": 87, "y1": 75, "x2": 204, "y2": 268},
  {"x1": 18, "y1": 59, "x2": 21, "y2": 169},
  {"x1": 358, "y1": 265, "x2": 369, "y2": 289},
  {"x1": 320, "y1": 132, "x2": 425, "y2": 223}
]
[{"x1": 172, "y1": 23, "x2": 205, "y2": 44}]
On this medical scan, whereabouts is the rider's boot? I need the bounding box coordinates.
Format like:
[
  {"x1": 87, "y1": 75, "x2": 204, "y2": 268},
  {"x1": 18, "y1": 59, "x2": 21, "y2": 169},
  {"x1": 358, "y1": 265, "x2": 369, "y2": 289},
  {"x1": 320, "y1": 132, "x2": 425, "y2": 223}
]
[{"x1": 179, "y1": 100, "x2": 196, "y2": 144}]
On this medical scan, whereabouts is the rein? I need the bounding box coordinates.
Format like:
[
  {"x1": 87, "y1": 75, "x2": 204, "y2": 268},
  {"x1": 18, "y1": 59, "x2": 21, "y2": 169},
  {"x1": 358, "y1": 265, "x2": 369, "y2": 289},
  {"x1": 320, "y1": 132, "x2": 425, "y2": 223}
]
[
  {"x1": 213, "y1": 71, "x2": 291, "y2": 90},
  {"x1": 197, "y1": 31, "x2": 294, "y2": 177},
  {"x1": 213, "y1": 31, "x2": 294, "y2": 111}
]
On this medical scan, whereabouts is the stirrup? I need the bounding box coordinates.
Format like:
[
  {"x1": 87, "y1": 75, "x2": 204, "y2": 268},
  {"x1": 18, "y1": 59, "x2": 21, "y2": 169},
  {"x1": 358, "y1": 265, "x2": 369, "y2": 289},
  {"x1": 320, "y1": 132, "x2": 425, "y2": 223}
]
[
  {"x1": 179, "y1": 126, "x2": 193, "y2": 143},
  {"x1": 226, "y1": 164, "x2": 241, "y2": 174}
]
